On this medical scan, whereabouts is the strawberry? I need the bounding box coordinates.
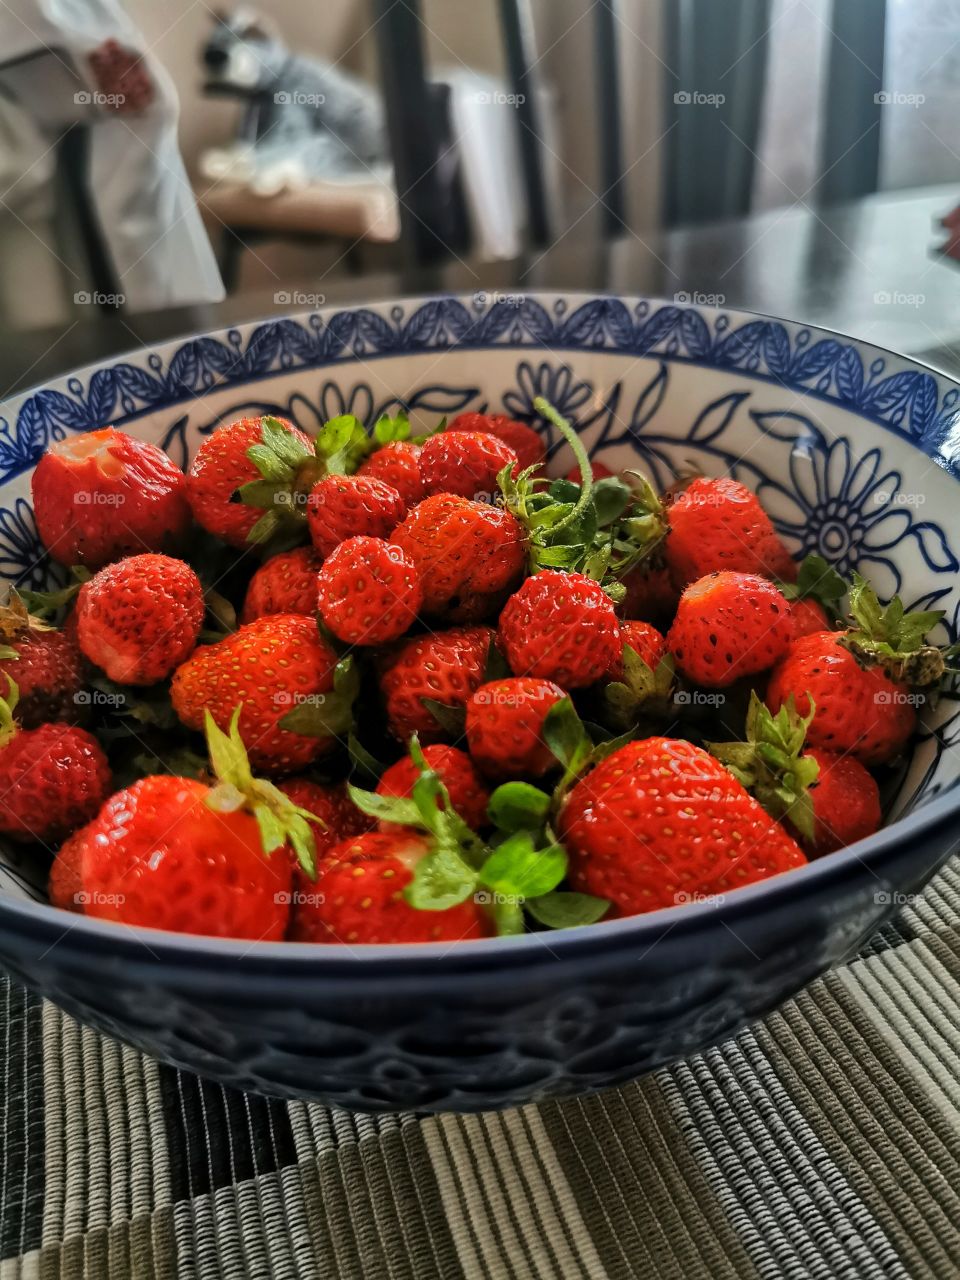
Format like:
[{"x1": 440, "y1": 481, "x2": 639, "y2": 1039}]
[
  {"x1": 446, "y1": 413, "x2": 546, "y2": 472},
  {"x1": 498, "y1": 571, "x2": 621, "y2": 689},
  {"x1": 377, "y1": 743, "x2": 490, "y2": 830},
  {"x1": 357, "y1": 441, "x2": 425, "y2": 507},
  {"x1": 777, "y1": 554, "x2": 847, "y2": 639},
  {"x1": 67, "y1": 711, "x2": 322, "y2": 939},
  {"x1": 171, "y1": 614, "x2": 341, "y2": 773},
  {"x1": 289, "y1": 831, "x2": 492, "y2": 944},
  {"x1": 667, "y1": 572, "x2": 793, "y2": 687},
  {"x1": 559, "y1": 737, "x2": 806, "y2": 916},
  {"x1": 0, "y1": 682, "x2": 109, "y2": 845},
  {"x1": 611, "y1": 620, "x2": 666, "y2": 680},
  {"x1": 316, "y1": 536, "x2": 422, "y2": 645},
  {"x1": 620, "y1": 561, "x2": 678, "y2": 628},
  {"x1": 241, "y1": 547, "x2": 322, "y2": 624},
  {"x1": 306, "y1": 474, "x2": 406, "y2": 558},
  {"x1": 419, "y1": 431, "x2": 519, "y2": 501},
  {"x1": 392, "y1": 493, "x2": 525, "y2": 619},
  {"x1": 0, "y1": 595, "x2": 84, "y2": 727},
  {"x1": 378, "y1": 625, "x2": 494, "y2": 743},
  {"x1": 709, "y1": 692, "x2": 881, "y2": 857},
  {"x1": 766, "y1": 630, "x2": 915, "y2": 765},
  {"x1": 466, "y1": 677, "x2": 565, "y2": 779},
  {"x1": 665, "y1": 476, "x2": 796, "y2": 586},
  {"x1": 187, "y1": 415, "x2": 313, "y2": 547},
  {"x1": 31, "y1": 427, "x2": 191, "y2": 568},
  {"x1": 75, "y1": 554, "x2": 204, "y2": 686},
  {"x1": 49, "y1": 828, "x2": 85, "y2": 910},
  {"x1": 790, "y1": 598, "x2": 831, "y2": 638},
  {"x1": 277, "y1": 777, "x2": 372, "y2": 896}
]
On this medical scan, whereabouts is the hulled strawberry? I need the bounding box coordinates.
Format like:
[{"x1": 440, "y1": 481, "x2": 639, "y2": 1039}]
[
  {"x1": 420, "y1": 431, "x2": 519, "y2": 501},
  {"x1": 357, "y1": 440, "x2": 424, "y2": 506},
  {"x1": 466, "y1": 677, "x2": 565, "y2": 779},
  {"x1": 377, "y1": 743, "x2": 490, "y2": 830},
  {"x1": 241, "y1": 546, "x2": 322, "y2": 624},
  {"x1": 392, "y1": 493, "x2": 525, "y2": 619},
  {"x1": 75, "y1": 554, "x2": 204, "y2": 685},
  {"x1": 317, "y1": 536, "x2": 422, "y2": 645},
  {"x1": 498, "y1": 572, "x2": 621, "y2": 689},
  {"x1": 665, "y1": 476, "x2": 796, "y2": 586},
  {"x1": 446, "y1": 412, "x2": 546, "y2": 472},
  {"x1": 666, "y1": 572, "x2": 794, "y2": 687},
  {"x1": 68, "y1": 711, "x2": 322, "y2": 939},
  {"x1": 559, "y1": 737, "x2": 806, "y2": 916},
  {"x1": 0, "y1": 595, "x2": 84, "y2": 727},
  {"x1": 31, "y1": 427, "x2": 191, "y2": 568},
  {"x1": 306, "y1": 474, "x2": 406, "y2": 557},
  {"x1": 171, "y1": 614, "x2": 341, "y2": 773},
  {"x1": 378, "y1": 625, "x2": 494, "y2": 743},
  {"x1": 290, "y1": 831, "x2": 492, "y2": 944},
  {"x1": 0, "y1": 681, "x2": 110, "y2": 844},
  {"x1": 187, "y1": 415, "x2": 314, "y2": 547},
  {"x1": 611, "y1": 620, "x2": 667, "y2": 680}
]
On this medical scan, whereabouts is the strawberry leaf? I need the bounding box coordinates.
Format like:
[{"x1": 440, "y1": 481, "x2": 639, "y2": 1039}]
[
  {"x1": 373, "y1": 412, "x2": 411, "y2": 445},
  {"x1": 404, "y1": 846, "x2": 478, "y2": 910},
  {"x1": 421, "y1": 698, "x2": 467, "y2": 738},
  {"x1": 314, "y1": 414, "x2": 369, "y2": 475},
  {"x1": 347, "y1": 783, "x2": 422, "y2": 828},
  {"x1": 478, "y1": 832, "x2": 567, "y2": 899},
  {"x1": 842, "y1": 573, "x2": 946, "y2": 685},
  {"x1": 347, "y1": 732, "x2": 384, "y2": 784},
  {"x1": 525, "y1": 891, "x2": 610, "y2": 929},
  {"x1": 487, "y1": 782, "x2": 552, "y2": 833},
  {"x1": 279, "y1": 656, "x2": 359, "y2": 738}
]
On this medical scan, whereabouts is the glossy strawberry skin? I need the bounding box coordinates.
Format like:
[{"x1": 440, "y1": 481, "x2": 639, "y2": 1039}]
[
  {"x1": 75, "y1": 775, "x2": 291, "y2": 939},
  {"x1": 559, "y1": 738, "x2": 806, "y2": 916},
  {"x1": 290, "y1": 831, "x2": 492, "y2": 944},
  {"x1": 790, "y1": 598, "x2": 831, "y2": 639},
  {"x1": 378, "y1": 625, "x2": 494, "y2": 744},
  {"x1": 498, "y1": 571, "x2": 621, "y2": 689},
  {"x1": 357, "y1": 441, "x2": 425, "y2": 507},
  {"x1": 392, "y1": 494, "x2": 525, "y2": 619},
  {"x1": 306, "y1": 475, "x2": 406, "y2": 558},
  {"x1": 377, "y1": 744, "x2": 490, "y2": 830},
  {"x1": 420, "y1": 432, "x2": 519, "y2": 501},
  {"x1": 277, "y1": 777, "x2": 372, "y2": 892},
  {"x1": 171, "y1": 614, "x2": 338, "y2": 773},
  {"x1": 620, "y1": 563, "x2": 678, "y2": 628},
  {"x1": 804, "y1": 748, "x2": 881, "y2": 856},
  {"x1": 446, "y1": 413, "x2": 546, "y2": 472},
  {"x1": 49, "y1": 828, "x2": 85, "y2": 910},
  {"x1": 766, "y1": 631, "x2": 915, "y2": 765},
  {"x1": 241, "y1": 547, "x2": 322, "y2": 624},
  {"x1": 466, "y1": 677, "x2": 565, "y2": 779},
  {"x1": 665, "y1": 477, "x2": 796, "y2": 586},
  {"x1": 0, "y1": 625, "x2": 84, "y2": 727},
  {"x1": 0, "y1": 724, "x2": 110, "y2": 845},
  {"x1": 667, "y1": 572, "x2": 794, "y2": 687},
  {"x1": 32, "y1": 428, "x2": 191, "y2": 569},
  {"x1": 317, "y1": 537, "x2": 422, "y2": 645},
  {"x1": 76, "y1": 554, "x2": 205, "y2": 686},
  {"x1": 611, "y1": 620, "x2": 667, "y2": 679},
  {"x1": 188, "y1": 416, "x2": 312, "y2": 548}
]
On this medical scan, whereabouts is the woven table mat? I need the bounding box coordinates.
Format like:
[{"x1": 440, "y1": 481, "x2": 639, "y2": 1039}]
[{"x1": 4, "y1": 860, "x2": 960, "y2": 1280}]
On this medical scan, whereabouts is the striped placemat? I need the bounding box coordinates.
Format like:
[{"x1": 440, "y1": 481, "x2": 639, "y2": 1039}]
[{"x1": 3, "y1": 860, "x2": 960, "y2": 1279}]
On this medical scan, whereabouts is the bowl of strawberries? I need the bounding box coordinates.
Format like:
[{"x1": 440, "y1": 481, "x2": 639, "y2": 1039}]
[{"x1": 0, "y1": 292, "x2": 958, "y2": 1112}]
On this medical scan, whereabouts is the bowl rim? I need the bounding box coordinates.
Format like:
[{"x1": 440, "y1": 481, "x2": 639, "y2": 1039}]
[{"x1": 3, "y1": 289, "x2": 960, "y2": 970}]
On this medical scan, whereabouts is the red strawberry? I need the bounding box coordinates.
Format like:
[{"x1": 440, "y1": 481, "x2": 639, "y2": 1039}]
[
  {"x1": 498, "y1": 571, "x2": 621, "y2": 689},
  {"x1": 357, "y1": 441, "x2": 425, "y2": 507},
  {"x1": 377, "y1": 744, "x2": 490, "y2": 830},
  {"x1": 566, "y1": 460, "x2": 613, "y2": 484},
  {"x1": 805, "y1": 748, "x2": 881, "y2": 856},
  {"x1": 188, "y1": 415, "x2": 313, "y2": 547},
  {"x1": 611, "y1": 620, "x2": 667, "y2": 679},
  {"x1": 446, "y1": 412, "x2": 546, "y2": 472},
  {"x1": 317, "y1": 536, "x2": 422, "y2": 645},
  {"x1": 790, "y1": 597, "x2": 831, "y2": 638},
  {"x1": 277, "y1": 777, "x2": 372, "y2": 897},
  {"x1": 419, "y1": 431, "x2": 519, "y2": 500},
  {"x1": 75, "y1": 554, "x2": 204, "y2": 686},
  {"x1": 559, "y1": 738, "x2": 806, "y2": 916},
  {"x1": 289, "y1": 831, "x2": 491, "y2": 944},
  {"x1": 667, "y1": 572, "x2": 793, "y2": 688},
  {"x1": 31, "y1": 427, "x2": 191, "y2": 568},
  {"x1": 665, "y1": 477, "x2": 796, "y2": 586},
  {"x1": 466, "y1": 677, "x2": 565, "y2": 779},
  {"x1": 171, "y1": 614, "x2": 339, "y2": 773},
  {"x1": 766, "y1": 631, "x2": 915, "y2": 765},
  {"x1": 392, "y1": 493, "x2": 525, "y2": 619},
  {"x1": 306, "y1": 474, "x2": 406, "y2": 557},
  {"x1": 0, "y1": 598, "x2": 84, "y2": 727},
  {"x1": 241, "y1": 547, "x2": 322, "y2": 624},
  {"x1": 378, "y1": 625, "x2": 494, "y2": 743},
  {"x1": 49, "y1": 828, "x2": 85, "y2": 910},
  {"x1": 620, "y1": 562, "x2": 679, "y2": 628},
  {"x1": 0, "y1": 686, "x2": 110, "y2": 845}
]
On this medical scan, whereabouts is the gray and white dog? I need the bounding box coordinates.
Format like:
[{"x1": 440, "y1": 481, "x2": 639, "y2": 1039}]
[{"x1": 199, "y1": 8, "x2": 388, "y2": 195}]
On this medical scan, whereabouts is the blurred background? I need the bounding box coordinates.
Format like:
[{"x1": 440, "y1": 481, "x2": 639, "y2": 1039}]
[{"x1": 2, "y1": 0, "x2": 960, "y2": 387}]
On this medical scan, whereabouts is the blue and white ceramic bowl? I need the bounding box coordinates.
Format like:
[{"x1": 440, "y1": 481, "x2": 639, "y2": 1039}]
[{"x1": 1, "y1": 293, "x2": 959, "y2": 1113}]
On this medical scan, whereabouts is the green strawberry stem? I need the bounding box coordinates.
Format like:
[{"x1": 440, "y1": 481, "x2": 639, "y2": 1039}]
[
  {"x1": 532, "y1": 396, "x2": 594, "y2": 534},
  {"x1": 841, "y1": 574, "x2": 947, "y2": 687}
]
